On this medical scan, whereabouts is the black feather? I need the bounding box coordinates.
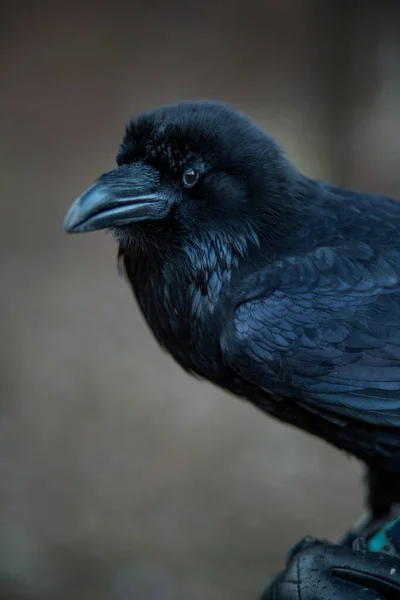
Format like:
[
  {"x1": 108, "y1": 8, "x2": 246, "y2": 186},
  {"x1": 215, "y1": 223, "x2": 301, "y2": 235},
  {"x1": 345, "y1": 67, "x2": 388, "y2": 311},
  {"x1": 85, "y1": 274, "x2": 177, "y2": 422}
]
[{"x1": 69, "y1": 101, "x2": 400, "y2": 518}]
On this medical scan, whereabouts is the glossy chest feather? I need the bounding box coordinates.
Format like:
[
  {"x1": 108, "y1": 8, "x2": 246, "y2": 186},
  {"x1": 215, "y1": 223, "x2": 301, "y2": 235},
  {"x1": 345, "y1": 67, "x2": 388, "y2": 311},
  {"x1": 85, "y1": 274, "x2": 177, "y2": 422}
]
[{"x1": 121, "y1": 233, "x2": 254, "y2": 377}]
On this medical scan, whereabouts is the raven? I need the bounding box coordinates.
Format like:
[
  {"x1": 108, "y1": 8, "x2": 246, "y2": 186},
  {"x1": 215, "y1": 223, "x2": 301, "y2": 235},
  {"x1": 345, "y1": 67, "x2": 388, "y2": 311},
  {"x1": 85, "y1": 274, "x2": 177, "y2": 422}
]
[{"x1": 64, "y1": 101, "x2": 400, "y2": 518}]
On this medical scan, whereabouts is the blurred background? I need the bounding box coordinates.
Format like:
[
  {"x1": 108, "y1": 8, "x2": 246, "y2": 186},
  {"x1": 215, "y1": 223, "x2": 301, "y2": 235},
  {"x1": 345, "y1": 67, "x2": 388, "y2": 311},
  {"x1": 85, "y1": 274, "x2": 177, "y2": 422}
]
[{"x1": 1, "y1": 1, "x2": 400, "y2": 598}]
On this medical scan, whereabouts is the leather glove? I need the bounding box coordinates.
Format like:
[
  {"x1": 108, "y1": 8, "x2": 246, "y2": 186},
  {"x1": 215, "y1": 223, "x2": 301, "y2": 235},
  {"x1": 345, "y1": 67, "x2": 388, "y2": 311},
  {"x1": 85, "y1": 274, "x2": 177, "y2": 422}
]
[{"x1": 259, "y1": 535, "x2": 400, "y2": 599}]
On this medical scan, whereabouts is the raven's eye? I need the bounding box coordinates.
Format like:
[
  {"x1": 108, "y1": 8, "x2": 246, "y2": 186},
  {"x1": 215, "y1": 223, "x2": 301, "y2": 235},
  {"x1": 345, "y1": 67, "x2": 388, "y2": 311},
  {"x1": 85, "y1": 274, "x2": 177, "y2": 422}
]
[{"x1": 182, "y1": 168, "x2": 199, "y2": 188}]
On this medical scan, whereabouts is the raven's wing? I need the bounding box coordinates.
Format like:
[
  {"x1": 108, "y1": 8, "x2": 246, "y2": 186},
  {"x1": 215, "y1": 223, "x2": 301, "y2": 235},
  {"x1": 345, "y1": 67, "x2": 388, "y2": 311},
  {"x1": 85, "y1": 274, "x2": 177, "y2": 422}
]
[{"x1": 220, "y1": 243, "x2": 400, "y2": 427}]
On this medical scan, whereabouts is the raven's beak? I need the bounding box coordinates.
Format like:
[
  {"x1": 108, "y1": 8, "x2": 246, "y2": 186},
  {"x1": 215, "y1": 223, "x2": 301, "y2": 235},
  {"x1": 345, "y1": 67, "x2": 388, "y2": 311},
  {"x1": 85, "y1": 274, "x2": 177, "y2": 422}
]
[{"x1": 64, "y1": 163, "x2": 171, "y2": 233}]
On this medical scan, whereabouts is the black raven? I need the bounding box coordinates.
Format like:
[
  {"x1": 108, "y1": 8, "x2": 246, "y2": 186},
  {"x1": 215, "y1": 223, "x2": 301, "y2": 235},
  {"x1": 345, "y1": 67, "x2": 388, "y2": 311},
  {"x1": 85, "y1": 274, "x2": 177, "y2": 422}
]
[{"x1": 64, "y1": 101, "x2": 400, "y2": 518}]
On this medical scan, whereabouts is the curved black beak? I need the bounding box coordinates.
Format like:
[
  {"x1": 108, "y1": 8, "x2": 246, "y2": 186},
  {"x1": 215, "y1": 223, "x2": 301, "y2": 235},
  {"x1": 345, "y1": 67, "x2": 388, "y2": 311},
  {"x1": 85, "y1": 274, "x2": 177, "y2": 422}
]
[{"x1": 64, "y1": 163, "x2": 171, "y2": 233}]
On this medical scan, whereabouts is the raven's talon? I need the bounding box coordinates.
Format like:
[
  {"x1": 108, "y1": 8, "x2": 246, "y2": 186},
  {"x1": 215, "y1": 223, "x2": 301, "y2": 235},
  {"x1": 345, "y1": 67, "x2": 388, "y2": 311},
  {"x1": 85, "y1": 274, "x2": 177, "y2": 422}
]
[{"x1": 352, "y1": 536, "x2": 368, "y2": 552}]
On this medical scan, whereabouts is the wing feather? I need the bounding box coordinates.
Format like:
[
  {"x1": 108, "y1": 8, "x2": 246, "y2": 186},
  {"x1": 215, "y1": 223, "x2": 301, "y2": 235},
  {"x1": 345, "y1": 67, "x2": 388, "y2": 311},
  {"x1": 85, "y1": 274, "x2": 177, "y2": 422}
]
[{"x1": 221, "y1": 243, "x2": 400, "y2": 428}]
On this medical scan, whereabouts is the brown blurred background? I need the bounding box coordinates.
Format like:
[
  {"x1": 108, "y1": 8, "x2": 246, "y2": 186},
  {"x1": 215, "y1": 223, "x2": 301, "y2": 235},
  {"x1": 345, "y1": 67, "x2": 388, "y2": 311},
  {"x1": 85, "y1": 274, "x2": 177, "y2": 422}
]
[{"x1": 1, "y1": 1, "x2": 400, "y2": 599}]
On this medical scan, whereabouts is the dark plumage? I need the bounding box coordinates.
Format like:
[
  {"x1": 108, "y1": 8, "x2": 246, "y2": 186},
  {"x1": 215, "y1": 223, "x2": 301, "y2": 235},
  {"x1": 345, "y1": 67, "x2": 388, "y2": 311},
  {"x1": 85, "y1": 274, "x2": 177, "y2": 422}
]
[{"x1": 64, "y1": 101, "x2": 400, "y2": 518}]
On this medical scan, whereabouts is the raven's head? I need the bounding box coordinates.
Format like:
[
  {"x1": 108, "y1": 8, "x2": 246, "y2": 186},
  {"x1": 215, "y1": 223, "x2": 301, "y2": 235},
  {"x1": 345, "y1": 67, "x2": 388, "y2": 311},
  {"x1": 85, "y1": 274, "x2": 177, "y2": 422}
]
[{"x1": 64, "y1": 101, "x2": 300, "y2": 250}]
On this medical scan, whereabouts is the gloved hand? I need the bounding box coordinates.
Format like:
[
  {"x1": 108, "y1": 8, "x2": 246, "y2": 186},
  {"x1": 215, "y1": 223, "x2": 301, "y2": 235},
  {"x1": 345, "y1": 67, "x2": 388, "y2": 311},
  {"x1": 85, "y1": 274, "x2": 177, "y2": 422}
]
[{"x1": 259, "y1": 535, "x2": 400, "y2": 600}]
